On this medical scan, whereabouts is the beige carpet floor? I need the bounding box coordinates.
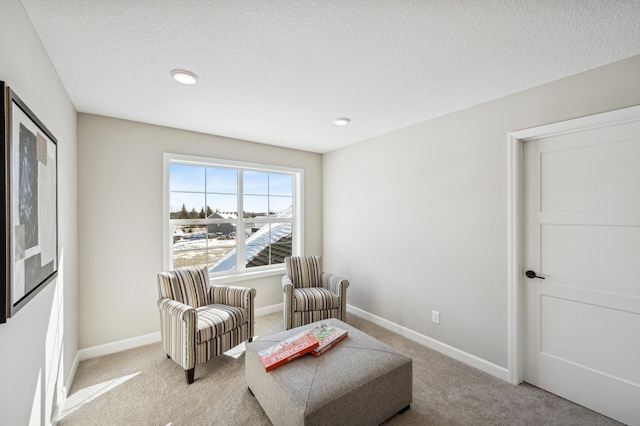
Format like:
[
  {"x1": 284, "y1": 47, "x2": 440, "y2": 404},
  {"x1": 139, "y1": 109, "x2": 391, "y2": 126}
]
[{"x1": 58, "y1": 312, "x2": 620, "y2": 426}]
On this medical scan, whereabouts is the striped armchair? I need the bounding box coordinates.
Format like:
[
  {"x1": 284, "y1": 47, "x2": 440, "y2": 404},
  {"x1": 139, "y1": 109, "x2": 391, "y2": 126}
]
[
  {"x1": 282, "y1": 255, "x2": 349, "y2": 330},
  {"x1": 157, "y1": 266, "x2": 256, "y2": 384}
]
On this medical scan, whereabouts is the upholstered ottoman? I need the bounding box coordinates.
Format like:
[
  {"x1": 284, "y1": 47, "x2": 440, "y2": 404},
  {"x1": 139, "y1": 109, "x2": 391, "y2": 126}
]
[{"x1": 246, "y1": 318, "x2": 412, "y2": 426}]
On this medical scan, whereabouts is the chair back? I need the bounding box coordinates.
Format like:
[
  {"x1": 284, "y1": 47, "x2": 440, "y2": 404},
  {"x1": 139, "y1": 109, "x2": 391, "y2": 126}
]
[
  {"x1": 157, "y1": 265, "x2": 209, "y2": 308},
  {"x1": 285, "y1": 255, "x2": 321, "y2": 288}
]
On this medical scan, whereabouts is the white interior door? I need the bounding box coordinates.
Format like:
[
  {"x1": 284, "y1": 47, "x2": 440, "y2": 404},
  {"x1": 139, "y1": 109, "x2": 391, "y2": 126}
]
[{"x1": 523, "y1": 118, "x2": 640, "y2": 426}]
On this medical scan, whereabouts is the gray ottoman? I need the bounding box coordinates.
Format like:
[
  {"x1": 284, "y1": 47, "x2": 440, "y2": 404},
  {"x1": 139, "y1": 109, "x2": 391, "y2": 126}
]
[{"x1": 246, "y1": 318, "x2": 412, "y2": 426}]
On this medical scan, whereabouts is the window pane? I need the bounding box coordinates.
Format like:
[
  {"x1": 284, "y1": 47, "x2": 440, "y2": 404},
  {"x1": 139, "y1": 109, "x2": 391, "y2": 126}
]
[
  {"x1": 269, "y1": 196, "x2": 293, "y2": 217},
  {"x1": 245, "y1": 223, "x2": 293, "y2": 268},
  {"x1": 244, "y1": 195, "x2": 269, "y2": 217},
  {"x1": 170, "y1": 164, "x2": 205, "y2": 192},
  {"x1": 269, "y1": 173, "x2": 293, "y2": 196},
  {"x1": 172, "y1": 225, "x2": 207, "y2": 268},
  {"x1": 244, "y1": 170, "x2": 268, "y2": 195},
  {"x1": 206, "y1": 194, "x2": 237, "y2": 215},
  {"x1": 206, "y1": 232, "x2": 237, "y2": 271},
  {"x1": 170, "y1": 192, "x2": 205, "y2": 218},
  {"x1": 206, "y1": 221, "x2": 237, "y2": 239},
  {"x1": 209, "y1": 231, "x2": 238, "y2": 273},
  {"x1": 172, "y1": 225, "x2": 236, "y2": 269},
  {"x1": 207, "y1": 167, "x2": 237, "y2": 194}
]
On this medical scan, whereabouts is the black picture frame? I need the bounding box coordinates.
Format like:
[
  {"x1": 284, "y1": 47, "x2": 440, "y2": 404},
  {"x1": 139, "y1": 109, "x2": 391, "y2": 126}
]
[{"x1": 2, "y1": 81, "x2": 58, "y2": 323}]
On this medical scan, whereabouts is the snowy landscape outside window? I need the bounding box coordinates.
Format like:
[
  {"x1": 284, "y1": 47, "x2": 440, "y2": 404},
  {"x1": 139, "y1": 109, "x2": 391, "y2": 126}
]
[{"x1": 165, "y1": 154, "x2": 301, "y2": 276}]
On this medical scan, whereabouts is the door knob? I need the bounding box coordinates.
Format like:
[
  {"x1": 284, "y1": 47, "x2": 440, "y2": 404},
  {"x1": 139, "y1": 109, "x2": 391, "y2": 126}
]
[{"x1": 525, "y1": 270, "x2": 545, "y2": 279}]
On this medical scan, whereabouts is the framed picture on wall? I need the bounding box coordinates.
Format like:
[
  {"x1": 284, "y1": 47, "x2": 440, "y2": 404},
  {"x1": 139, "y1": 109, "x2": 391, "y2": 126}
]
[{"x1": 1, "y1": 81, "x2": 58, "y2": 324}]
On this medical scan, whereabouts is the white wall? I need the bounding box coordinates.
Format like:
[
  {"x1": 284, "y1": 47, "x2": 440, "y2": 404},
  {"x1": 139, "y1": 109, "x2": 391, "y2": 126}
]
[
  {"x1": 77, "y1": 114, "x2": 322, "y2": 349},
  {"x1": 323, "y1": 55, "x2": 640, "y2": 372},
  {"x1": 0, "y1": 0, "x2": 78, "y2": 424}
]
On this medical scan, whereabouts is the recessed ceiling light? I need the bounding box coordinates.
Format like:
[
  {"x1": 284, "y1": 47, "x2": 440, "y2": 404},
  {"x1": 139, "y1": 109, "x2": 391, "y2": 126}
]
[
  {"x1": 334, "y1": 117, "x2": 351, "y2": 126},
  {"x1": 171, "y1": 69, "x2": 198, "y2": 85}
]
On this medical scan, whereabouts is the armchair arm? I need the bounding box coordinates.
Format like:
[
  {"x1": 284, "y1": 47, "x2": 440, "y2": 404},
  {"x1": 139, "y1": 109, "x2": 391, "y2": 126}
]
[
  {"x1": 321, "y1": 272, "x2": 349, "y2": 322},
  {"x1": 158, "y1": 298, "x2": 196, "y2": 321},
  {"x1": 321, "y1": 272, "x2": 349, "y2": 295},
  {"x1": 157, "y1": 298, "x2": 197, "y2": 370},
  {"x1": 282, "y1": 274, "x2": 294, "y2": 294},
  {"x1": 282, "y1": 274, "x2": 294, "y2": 330},
  {"x1": 209, "y1": 285, "x2": 256, "y2": 308}
]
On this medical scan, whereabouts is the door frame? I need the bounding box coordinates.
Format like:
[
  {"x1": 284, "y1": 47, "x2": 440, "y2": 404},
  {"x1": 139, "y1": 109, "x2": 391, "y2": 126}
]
[{"x1": 506, "y1": 104, "x2": 640, "y2": 385}]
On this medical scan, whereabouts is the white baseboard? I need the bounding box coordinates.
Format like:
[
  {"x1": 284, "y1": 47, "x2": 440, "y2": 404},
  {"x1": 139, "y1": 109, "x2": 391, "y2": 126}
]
[
  {"x1": 65, "y1": 352, "x2": 79, "y2": 398},
  {"x1": 255, "y1": 303, "x2": 283, "y2": 316},
  {"x1": 79, "y1": 331, "x2": 162, "y2": 361},
  {"x1": 347, "y1": 304, "x2": 510, "y2": 382},
  {"x1": 55, "y1": 351, "x2": 80, "y2": 425}
]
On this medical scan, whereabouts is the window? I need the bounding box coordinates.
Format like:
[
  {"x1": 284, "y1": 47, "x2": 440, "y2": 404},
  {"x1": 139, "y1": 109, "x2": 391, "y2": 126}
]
[{"x1": 163, "y1": 153, "x2": 302, "y2": 279}]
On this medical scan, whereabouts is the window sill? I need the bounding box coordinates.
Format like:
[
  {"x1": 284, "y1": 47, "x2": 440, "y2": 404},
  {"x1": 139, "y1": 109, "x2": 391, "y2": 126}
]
[{"x1": 210, "y1": 267, "x2": 286, "y2": 285}]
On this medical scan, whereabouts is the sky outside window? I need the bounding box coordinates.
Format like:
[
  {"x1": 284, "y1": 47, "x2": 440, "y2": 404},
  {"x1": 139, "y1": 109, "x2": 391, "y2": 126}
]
[
  {"x1": 170, "y1": 164, "x2": 239, "y2": 213},
  {"x1": 269, "y1": 173, "x2": 293, "y2": 196},
  {"x1": 170, "y1": 164, "x2": 293, "y2": 215},
  {"x1": 243, "y1": 170, "x2": 269, "y2": 195}
]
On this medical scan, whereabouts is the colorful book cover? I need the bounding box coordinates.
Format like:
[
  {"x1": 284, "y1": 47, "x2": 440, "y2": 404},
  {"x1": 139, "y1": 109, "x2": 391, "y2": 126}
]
[
  {"x1": 258, "y1": 330, "x2": 319, "y2": 372},
  {"x1": 309, "y1": 323, "x2": 348, "y2": 356}
]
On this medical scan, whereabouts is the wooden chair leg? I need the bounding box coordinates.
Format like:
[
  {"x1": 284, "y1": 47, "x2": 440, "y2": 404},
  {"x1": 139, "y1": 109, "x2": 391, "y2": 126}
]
[{"x1": 185, "y1": 368, "x2": 195, "y2": 384}]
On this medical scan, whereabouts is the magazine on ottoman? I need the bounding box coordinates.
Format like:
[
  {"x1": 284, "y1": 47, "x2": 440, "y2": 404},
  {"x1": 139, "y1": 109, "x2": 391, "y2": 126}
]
[
  {"x1": 258, "y1": 329, "x2": 319, "y2": 372},
  {"x1": 309, "y1": 323, "x2": 348, "y2": 356}
]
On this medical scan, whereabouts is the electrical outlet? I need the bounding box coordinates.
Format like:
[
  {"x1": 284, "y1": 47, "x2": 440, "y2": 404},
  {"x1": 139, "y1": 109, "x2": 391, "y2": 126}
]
[{"x1": 432, "y1": 310, "x2": 440, "y2": 324}]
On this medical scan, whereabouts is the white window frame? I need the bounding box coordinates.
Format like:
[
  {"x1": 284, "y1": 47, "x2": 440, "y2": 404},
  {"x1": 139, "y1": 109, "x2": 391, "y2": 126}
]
[{"x1": 163, "y1": 153, "x2": 303, "y2": 283}]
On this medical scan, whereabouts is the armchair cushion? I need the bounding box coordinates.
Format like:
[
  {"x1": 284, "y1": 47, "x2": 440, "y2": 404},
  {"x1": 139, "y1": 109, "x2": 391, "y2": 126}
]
[
  {"x1": 293, "y1": 287, "x2": 339, "y2": 312},
  {"x1": 195, "y1": 304, "x2": 248, "y2": 343}
]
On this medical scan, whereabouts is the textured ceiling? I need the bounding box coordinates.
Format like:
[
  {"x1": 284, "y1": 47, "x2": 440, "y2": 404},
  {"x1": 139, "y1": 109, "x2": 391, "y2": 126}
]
[{"x1": 20, "y1": 0, "x2": 640, "y2": 153}]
